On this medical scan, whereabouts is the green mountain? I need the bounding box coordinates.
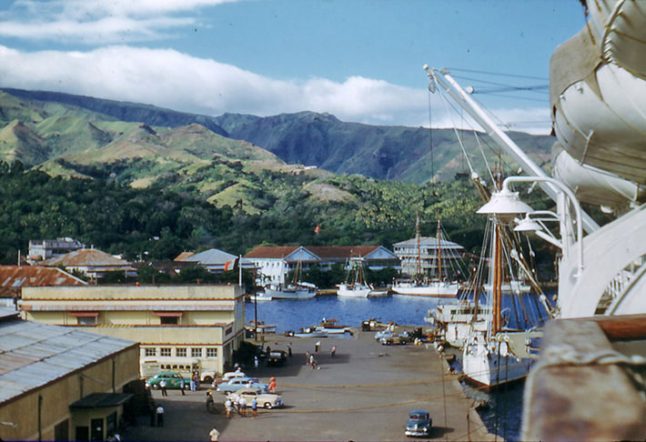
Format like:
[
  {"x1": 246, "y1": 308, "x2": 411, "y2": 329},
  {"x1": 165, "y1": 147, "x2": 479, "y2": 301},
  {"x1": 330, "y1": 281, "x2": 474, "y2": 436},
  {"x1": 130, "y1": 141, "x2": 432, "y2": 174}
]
[
  {"x1": 0, "y1": 88, "x2": 554, "y2": 185},
  {"x1": 213, "y1": 112, "x2": 555, "y2": 183}
]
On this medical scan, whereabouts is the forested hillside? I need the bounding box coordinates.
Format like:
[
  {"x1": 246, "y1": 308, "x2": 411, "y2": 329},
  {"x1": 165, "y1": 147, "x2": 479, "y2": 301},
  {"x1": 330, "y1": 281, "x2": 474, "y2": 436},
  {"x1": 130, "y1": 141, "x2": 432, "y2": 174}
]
[{"x1": 0, "y1": 161, "x2": 491, "y2": 264}]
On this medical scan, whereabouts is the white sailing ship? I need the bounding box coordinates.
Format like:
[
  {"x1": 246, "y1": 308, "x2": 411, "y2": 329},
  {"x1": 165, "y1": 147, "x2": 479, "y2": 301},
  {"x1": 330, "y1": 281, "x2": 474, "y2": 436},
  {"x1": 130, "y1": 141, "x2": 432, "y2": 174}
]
[
  {"x1": 337, "y1": 258, "x2": 372, "y2": 298},
  {"x1": 264, "y1": 261, "x2": 317, "y2": 300},
  {"x1": 392, "y1": 218, "x2": 463, "y2": 298}
]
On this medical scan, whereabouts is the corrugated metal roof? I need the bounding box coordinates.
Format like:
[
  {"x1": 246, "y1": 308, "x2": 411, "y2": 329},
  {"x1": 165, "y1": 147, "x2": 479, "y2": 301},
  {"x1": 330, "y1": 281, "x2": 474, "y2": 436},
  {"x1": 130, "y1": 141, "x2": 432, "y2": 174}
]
[
  {"x1": 0, "y1": 266, "x2": 87, "y2": 298},
  {"x1": 44, "y1": 249, "x2": 132, "y2": 267},
  {"x1": 0, "y1": 315, "x2": 136, "y2": 405},
  {"x1": 185, "y1": 248, "x2": 237, "y2": 265},
  {"x1": 393, "y1": 237, "x2": 464, "y2": 249}
]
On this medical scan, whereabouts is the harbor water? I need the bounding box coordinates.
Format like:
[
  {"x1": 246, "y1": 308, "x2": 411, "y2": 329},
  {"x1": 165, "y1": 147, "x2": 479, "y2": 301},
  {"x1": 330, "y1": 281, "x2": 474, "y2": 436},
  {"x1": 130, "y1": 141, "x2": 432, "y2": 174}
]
[{"x1": 246, "y1": 294, "x2": 541, "y2": 441}]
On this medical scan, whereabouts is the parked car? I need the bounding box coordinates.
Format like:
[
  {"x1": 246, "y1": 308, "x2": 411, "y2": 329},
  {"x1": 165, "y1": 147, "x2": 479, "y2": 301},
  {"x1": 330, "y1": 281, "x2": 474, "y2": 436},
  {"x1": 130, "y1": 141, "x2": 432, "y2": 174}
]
[
  {"x1": 222, "y1": 371, "x2": 247, "y2": 382},
  {"x1": 216, "y1": 377, "x2": 269, "y2": 394},
  {"x1": 146, "y1": 371, "x2": 187, "y2": 389},
  {"x1": 267, "y1": 350, "x2": 287, "y2": 366},
  {"x1": 227, "y1": 387, "x2": 284, "y2": 409},
  {"x1": 381, "y1": 334, "x2": 409, "y2": 345},
  {"x1": 405, "y1": 409, "x2": 432, "y2": 437},
  {"x1": 375, "y1": 330, "x2": 394, "y2": 341}
]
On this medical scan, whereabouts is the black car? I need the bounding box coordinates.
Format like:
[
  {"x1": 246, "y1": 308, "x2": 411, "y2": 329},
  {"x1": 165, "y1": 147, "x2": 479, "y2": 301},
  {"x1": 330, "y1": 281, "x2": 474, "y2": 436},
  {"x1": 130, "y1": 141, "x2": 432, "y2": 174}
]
[
  {"x1": 405, "y1": 409, "x2": 432, "y2": 437},
  {"x1": 267, "y1": 350, "x2": 287, "y2": 366}
]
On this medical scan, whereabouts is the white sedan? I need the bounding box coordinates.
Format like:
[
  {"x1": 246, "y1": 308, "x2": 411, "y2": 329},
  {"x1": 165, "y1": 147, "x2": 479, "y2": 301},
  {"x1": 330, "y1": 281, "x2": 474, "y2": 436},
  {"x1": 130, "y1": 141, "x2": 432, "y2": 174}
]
[{"x1": 227, "y1": 387, "x2": 284, "y2": 409}]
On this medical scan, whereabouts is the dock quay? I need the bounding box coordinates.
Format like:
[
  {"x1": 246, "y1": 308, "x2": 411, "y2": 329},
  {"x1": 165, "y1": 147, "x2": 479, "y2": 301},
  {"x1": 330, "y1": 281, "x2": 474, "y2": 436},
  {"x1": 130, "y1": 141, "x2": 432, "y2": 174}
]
[{"x1": 126, "y1": 330, "x2": 494, "y2": 441}]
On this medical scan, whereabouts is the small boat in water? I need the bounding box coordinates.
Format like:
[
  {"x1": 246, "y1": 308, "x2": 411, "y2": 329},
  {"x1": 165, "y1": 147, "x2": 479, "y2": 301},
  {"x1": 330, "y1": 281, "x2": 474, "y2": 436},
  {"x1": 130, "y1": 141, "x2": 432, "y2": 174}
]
[{"x1": 337, "y1": 258, "x2": 372, "y2": 298}]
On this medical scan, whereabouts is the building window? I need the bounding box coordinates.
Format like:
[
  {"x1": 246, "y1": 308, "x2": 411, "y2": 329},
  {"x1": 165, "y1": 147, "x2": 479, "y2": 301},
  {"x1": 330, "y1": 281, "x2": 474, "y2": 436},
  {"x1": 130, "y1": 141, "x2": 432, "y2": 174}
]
[
  {"x1": 206, "y1": 348, "x2": 218, "y2": 358},
  {"x1": 77, "y1": 316, "x2": 97, "y2": 326},
  {"x1": 191, "y1": 347, "x2": 202, "y2": 358},
  {"x1": 176, "y1": 348, "x2": 187, "y2": 357},
  {"x1": 160, "y1": 316, "x2": 179, "y2": 325},
  {"x1": 145, "y1": 347, "x2": 157, "y2": 357},
  {"x1": 225, "y1": 326, "x2": 233, "y2": 335},
  {"x1": 160, "y1": 348, "x2": 171, "y2": 357}
]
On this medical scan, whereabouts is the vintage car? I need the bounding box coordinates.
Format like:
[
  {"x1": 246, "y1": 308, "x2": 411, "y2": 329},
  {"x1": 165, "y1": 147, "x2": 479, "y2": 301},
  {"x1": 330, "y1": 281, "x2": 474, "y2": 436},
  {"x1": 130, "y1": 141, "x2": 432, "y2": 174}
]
[
  {"x1": 145, "y1": 371, "x2": 187, "y2": 389},
  {"x1": 380, "y1": 334, "x2": 409, "y2": 345},
  {"x1": 374, "y1": 329, "x2": 394, "y2": 341},
  {"x1": 267, "y1": 350, "x2": 287, "y2": 366},
  {"x1": 216, "y1": 377, "x2": 269, "y2": 394},
  {"x1": 227, "y1": 387, "x2": 284, "y2": 409},
  {"x1": 405, "y1": 409, "x2": 432, "y2": 437}
]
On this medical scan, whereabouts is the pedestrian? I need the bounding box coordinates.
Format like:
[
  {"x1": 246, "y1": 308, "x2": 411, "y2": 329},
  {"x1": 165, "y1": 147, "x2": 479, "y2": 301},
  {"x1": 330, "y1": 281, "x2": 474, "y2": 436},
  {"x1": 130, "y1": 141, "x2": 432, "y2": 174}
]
[
  {"x1": 254, "y1": 355, "x2": 259, "y2": 369},
  {"x1": 224, "y1": 398, "x2": 233, "y2": 419},
  {"x1": 155, "y1": 405, "x2": 164, "y2": 427},
  {"x1": 192, "y1": 372, "x2": 200, "y2": 391},
  {"x1": 315, "y1": 340, "x2": 320, "y2": 353},
  {"x1": 239, "y1": 397, "x2": 247, "y2": 417},
  {"x1": 159, "y1": 379, "x2": 168, "y2": 397},
  {"x1": 251, "y1": 397, "x2": 258, "y2": 417},
  {"x1": 189, "y1": 373, "x2": 196, "y2": 392},
  {"x1": 288, "y1": 343, "x2": 293, "y2": 357},
  {"x1": 309, "y1": 354, "x2": 315, "y2": 368},
  {"x1": 206, "y1": 390, "x2": 215, "y2": 413},
  {"x1": 180, "y1": 379, "x2": 186, "y2": 396},
  {"x1": 209, "y1": 427, "x2": 220, "y2": 442},
  {"x1": 233, "y1": 396, "x2": 240, "y2": 415},
  {"x1": 331, "y1": 345, "x2": 336, "y2": 358},
  {"x1": 305, "y1": 351, "x2": 311, "y2": 366},
  {"x1": 268, "y1": 376, "x2": 277, "y2": 393},
  {"x1": 149, "y1": 405, "x2": 156, "y2": 427}
]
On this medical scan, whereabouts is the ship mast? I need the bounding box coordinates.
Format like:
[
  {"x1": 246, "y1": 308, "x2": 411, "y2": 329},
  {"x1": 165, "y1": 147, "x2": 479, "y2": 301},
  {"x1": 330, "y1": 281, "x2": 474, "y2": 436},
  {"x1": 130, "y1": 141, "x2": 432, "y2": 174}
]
[
  {"x1": 492, "y1": 219, "x2": 503, "y2": 335},
  {"x1": 436, "y1": 219, "x2": 443, "y2": 281},
  {"x1": 415, "y1": 213, "x2": 422, "y2": 280}
]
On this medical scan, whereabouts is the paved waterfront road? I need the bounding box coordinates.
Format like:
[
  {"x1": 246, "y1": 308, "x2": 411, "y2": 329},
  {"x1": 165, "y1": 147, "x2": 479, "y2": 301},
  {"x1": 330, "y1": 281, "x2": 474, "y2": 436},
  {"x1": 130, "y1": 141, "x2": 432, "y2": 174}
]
[{"x1": 127, "y1": 331, "x2": 493, "y2": 441}]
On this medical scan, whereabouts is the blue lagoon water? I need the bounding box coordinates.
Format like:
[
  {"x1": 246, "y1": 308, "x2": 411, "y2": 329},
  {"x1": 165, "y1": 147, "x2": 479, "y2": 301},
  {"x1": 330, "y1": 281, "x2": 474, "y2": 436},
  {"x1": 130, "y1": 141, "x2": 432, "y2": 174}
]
[{"x1": 246, "y1": 294, "x2": 441, "y2": 332}]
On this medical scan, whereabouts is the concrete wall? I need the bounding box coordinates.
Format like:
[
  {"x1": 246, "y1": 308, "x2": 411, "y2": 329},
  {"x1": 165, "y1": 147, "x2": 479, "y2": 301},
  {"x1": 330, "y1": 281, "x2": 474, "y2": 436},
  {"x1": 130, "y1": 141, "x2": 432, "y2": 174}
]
[{"x1": 0, "y1": 345, "x2": 139, "y2": 441}]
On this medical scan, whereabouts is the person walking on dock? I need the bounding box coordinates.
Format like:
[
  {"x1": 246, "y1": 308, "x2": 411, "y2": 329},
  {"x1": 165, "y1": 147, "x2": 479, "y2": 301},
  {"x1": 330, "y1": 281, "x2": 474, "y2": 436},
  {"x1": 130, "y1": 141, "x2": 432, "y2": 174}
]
[
  {"x1": 315, "y1": 341, "x2": 321, "y2": 353},
  {"x1": 159, "y1": 380, "x2": 168, "y2": 397},
  {"x1": 209, "y1": 427, "x2": 220, "y2": 441},
  {"x1": 155, "y1": 405, "x2": 164, "y2": 427},
  {"x1": 224, "y1": 398, "x2": 233, "y2": 419},
  {"x1": 305, "y1": 351, "x2": 311, "y2": 366},
  {"x1": 331, "y1": 345, "x2": 336, "y2": 358},
  {"x1": 251, "y1": 398, "x2": 258, "y2": 417}
]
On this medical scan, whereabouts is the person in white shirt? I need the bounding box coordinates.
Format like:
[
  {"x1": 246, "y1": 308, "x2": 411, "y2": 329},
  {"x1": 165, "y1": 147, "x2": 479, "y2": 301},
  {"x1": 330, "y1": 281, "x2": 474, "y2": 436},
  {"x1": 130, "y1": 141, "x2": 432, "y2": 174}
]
[{"x1": 209, "y1": 427, "x2": 220, "y2": 441}]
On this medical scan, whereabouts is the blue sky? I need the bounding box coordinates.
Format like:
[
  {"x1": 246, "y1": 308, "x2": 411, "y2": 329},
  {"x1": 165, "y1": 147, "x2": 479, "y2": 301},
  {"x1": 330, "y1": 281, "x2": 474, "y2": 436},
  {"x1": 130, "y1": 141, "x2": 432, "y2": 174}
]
[{"x1": 0, "y1": 0, "x2": 587, "y2": 133}]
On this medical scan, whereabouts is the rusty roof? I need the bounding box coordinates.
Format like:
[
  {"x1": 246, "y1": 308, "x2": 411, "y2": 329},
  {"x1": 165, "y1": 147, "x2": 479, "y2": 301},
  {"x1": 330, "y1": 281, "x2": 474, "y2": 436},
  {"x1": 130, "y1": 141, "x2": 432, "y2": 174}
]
[
  {"x1": 244, "y1": 246, "x2": 300, "y2": 259},
  {"x1": 0, "y1": 266, "x2": 87, "y2": 298},
  {"x1": 44, "y1": 249, "x2": 132, "y2": 267},
  {"x1": 307, "y1": 245, "x2": 380, "y2": 259},
  {"x1": 174, "y1": 251, "x2": 195, "y2": 262}
]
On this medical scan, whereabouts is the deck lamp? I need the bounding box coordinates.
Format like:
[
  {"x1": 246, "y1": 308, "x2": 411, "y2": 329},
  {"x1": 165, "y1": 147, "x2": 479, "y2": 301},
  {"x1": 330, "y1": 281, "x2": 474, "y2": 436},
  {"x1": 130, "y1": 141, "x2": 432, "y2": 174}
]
[
  {"x1": 477, "y1": 188, "x2": 534, "y2": 223},
  {"x1": 514, "y1": 211, "x2": 563, "y2": 250},
  {"x1": 498, "y1": 176, "x2": 584, "y2": 277}
]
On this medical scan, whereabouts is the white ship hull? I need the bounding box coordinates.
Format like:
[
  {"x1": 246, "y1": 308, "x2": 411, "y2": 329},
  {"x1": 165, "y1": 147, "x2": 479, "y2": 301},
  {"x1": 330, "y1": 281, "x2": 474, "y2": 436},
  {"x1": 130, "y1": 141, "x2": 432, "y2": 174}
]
[
  {"x1": 462, "y1": 332, "x2": 533, "y2": 388},
  {"x1": 264, "y1": 286, "x2": 316, "y2": 300},
  {"x1": 337, "y1": 283, "x2": 371, "y2": 298},
  {"x1": 392, "y1": 281, "x2": 459, "y2": 297}
]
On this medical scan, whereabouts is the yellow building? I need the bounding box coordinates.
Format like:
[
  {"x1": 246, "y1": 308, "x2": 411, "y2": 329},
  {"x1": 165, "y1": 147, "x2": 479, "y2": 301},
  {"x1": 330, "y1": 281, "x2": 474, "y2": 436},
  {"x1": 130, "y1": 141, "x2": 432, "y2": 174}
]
[
  {"x1": 20, "y1": 285, "x2": 245, "y2": 382},
  {"x1": 0, "y1": 309, "x2": 139, "y2": 442}
]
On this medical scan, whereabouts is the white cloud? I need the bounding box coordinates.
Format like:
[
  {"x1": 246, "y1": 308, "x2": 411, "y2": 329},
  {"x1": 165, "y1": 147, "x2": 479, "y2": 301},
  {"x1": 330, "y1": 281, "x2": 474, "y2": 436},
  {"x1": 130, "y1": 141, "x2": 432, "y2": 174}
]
[
  {"x1": 0, "y1": 0, "x2": 238, "y2": 44},
  {"x1": 0, "y1": 44, "x2": 550, "y2": 134}
]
